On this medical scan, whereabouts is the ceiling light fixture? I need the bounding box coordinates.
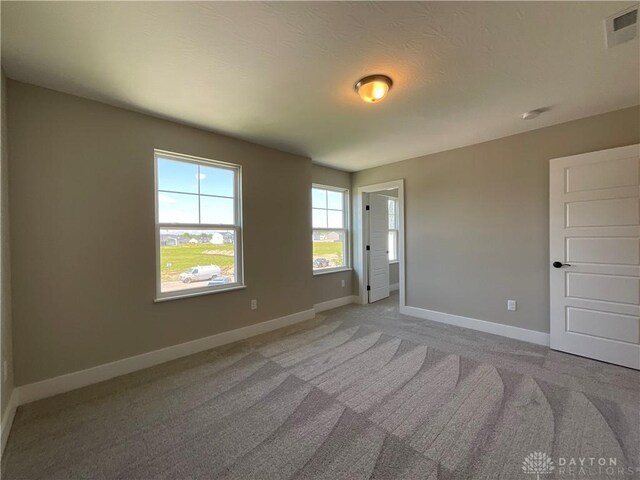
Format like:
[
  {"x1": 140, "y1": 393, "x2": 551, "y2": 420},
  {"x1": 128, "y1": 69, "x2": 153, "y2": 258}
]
[{"x1": 354, "y1": 75, "x2": 393, "y2": 103}]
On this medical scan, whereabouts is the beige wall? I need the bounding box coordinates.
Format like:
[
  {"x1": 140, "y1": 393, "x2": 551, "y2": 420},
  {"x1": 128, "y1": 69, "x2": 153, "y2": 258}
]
[
  {"x1": 311, "y1": 164, "x2": 354, "y2": 304},
  {"x1": 1, "y1": 71, "x2": 14, "y2": 419},
  {"x1": 353, "y1": 106, "x2": 640, "y2": 333},
  {"x1": 311, "y1": 164, "x2": 351, "y2": 191},
  {"x1": 8, "y1": 81, "x2": 314, "y2": 385},
  {"x1": 6, "y1": 78, "x2": 639, "y2": 386},
  {"x1": 389, "y1": 262, "x2": 399, "y2": 286}
]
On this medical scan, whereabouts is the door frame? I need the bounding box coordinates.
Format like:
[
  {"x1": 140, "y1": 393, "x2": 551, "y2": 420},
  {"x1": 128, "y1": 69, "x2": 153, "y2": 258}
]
[{"x1": 355, "y1": 179, "x2": 405, "y2": 307}]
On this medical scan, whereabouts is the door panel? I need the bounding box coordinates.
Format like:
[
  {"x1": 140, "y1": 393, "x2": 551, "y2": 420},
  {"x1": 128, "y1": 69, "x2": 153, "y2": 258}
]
[
  {"x1": 566, "y1": 237, "x2": 639, "y2": 265},
  {"x1": 550, "y1": 144, "x2": 640, "y2": 369},
  {"x1": 566, "y1": 273, "x2": 639, "y2": 305},
  {"x1": 566, "y1": 157, "x2": 638, "y2": 192},
  {"x1": 368, "y1": 193, "x2": 390, "y2": 303},
  {"x1": 567, "y1": 308, "x2": 640, "y2": 344},
  {"x1": 565, "y1": 197, "x2": 639, "y2": 227}
]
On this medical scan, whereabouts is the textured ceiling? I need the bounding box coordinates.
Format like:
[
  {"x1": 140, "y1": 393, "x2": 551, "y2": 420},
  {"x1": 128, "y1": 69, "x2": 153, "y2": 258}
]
[{"x1": 2, "y1": 2, "x2": 639, "y2": 171}]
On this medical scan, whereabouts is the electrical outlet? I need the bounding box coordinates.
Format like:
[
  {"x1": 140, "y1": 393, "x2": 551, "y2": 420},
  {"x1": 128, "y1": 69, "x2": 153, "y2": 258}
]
[
  {"x1": 251, "y1": 299, "x2": 258, "y2": 310},
  {"x1": 341, "y1": 279, "x2": 345, "y2": 288},
  {"x1": 507, "y1": 300, "x2": 517, "y2": 311}
]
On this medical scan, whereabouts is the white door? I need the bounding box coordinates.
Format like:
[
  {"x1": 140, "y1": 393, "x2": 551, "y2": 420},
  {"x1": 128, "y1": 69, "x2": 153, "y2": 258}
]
[
  {"x1": 550, "y1": 144, "x2": 640, "y2": 369},
  {"x1": 368, "y1": 193, "x2": 390, "y2": 303}
]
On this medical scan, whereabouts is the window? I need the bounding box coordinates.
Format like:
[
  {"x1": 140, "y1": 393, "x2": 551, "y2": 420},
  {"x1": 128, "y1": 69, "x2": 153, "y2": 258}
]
[
  {"x1": 388, "y1": 197, "x2": 398, "y2": 262},
  {"x1": 312, "y1": 185, "x2": 349, "y2": 273},
  {"x1": 155, "y1": 150, "x2": 243, "y2": 300}
]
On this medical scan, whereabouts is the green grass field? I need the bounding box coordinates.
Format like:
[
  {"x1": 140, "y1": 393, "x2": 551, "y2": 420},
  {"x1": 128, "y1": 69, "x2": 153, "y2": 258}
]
[
  {"x1": 160, "y1": 243, "x2": 235, "y2": 282},
  {"x1": 312, "y1": 241, "x2": 344, "y2": 266},
  {"x1": 161, "y1": 241, "x2": 344, "y2": 282}
]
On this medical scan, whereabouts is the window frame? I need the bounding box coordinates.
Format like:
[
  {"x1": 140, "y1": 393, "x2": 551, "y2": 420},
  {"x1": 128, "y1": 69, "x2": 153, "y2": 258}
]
[
  {"x1": 154, "y1": 150, "x2": 245, "y2": 302},
  {"x1": 312, "y1": 184, "x2": 351, "y2": 275},
  {"x1": 388, "y1": 197, "x2": 399, "y2": 263}
]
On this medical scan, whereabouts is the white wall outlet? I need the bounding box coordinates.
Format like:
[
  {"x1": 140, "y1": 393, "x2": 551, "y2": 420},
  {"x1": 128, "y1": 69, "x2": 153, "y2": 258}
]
[
  {"x1": 341, "y1": 279, "x2": 345, "y2": 288},
  {"x1": 507, "y1": 300, "x2": 517, "y2": 311},
  {"x1": 251, "y1": 299, "x2": 258, "y2": 310},
  {"x1": 2, "y1": 360, "x2": 7, "y2": 383}
]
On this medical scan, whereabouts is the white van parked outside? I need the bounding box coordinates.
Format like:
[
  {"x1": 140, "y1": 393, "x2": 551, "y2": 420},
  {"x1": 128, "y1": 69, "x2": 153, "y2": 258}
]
[{"x1": 180, "y1": 265, "x2": 222, "y2": 283}]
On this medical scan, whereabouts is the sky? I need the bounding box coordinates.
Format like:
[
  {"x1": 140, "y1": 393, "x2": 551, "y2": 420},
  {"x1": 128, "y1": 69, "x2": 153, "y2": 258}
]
[
  {"x1": 157, "y1": 161, "x2": 350, "y2": 228},
  {"x1": 157, "y1": 157, "x2": 235, "y2": 224},
  {"x1": 312, "y1": 188, "x2": 344, "y2": 229}
]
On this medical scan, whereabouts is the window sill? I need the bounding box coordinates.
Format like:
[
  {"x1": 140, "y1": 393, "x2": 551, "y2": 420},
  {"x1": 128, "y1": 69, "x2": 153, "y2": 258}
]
[
  {"x1": 389, "y1": 260, "x2": 400, "y2": 264},
  {"x1": 313, "y1": 267, "x2": 353, "y2": 276},
  {"x1": 154, "y1": 284, "x2": 246, "y2": 303}
]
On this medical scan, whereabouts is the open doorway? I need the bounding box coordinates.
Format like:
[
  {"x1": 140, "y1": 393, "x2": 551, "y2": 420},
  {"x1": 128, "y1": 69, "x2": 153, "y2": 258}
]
[{"x1": 354, "y1": 180, "x2": 405, "y2": 308}]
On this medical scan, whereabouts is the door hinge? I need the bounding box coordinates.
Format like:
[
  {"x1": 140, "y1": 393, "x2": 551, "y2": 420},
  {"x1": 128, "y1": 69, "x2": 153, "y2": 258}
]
[
  {"x1": 367, "y1": 285, "x2": 371, "y2": 291},
  {"x1": 366, "y1": 245, "x2": 370, "y2": 251},
  {"x1": 365, "y1": 205, "x2": 370, "y2": 211}
]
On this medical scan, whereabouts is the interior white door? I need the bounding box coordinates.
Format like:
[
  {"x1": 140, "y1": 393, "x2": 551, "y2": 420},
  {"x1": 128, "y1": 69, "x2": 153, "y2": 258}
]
[
  {"x1": 368, "y1": 193, "x2": 390, "y2": 303},
  {"x1": 550, "y1": 144, "x2": 640, "y2": 369}
]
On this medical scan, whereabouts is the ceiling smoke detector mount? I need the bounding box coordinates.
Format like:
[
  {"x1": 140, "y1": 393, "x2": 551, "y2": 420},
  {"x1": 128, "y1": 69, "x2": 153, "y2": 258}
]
[
  {"x1": 605, "y1": 5, "x2": 638, "y2": 48},
  {"x1": 522, "y1": 109, "x2": 544, "y2": 120}
]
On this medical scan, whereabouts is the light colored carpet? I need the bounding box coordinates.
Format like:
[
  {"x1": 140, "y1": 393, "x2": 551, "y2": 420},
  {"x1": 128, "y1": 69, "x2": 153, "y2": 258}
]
[{"x1": 3, "y1": 293, "x2": 639, "y2": 479}]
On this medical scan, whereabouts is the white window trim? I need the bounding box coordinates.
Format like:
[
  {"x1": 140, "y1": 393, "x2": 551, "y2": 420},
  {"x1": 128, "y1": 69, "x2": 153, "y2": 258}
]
[
  {"x1": 154, "y1": 149, "x2": 244, "y2": 301},
  {"x1": 313, "y1": 267, "x2": 353, "y2": 276},
  {"x1": 312, "y1": 184, "x2": 350, "y2": 275}
]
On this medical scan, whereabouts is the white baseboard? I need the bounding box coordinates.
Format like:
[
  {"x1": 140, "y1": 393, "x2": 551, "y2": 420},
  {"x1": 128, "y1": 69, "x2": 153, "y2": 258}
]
[
  {"x1": 1, "y1": 388, "x2": 18, "y2": 457},
  {"x1": 12, "y1": 296, "x2": 358, "y2": 411},
  {"x1": 390, "y1": 283, "x2": 399, "y2": 292},
  {"x1": 15, "y1": 308, "x2": 316, "y2": 407},
  {"x1": 314, "y1": 295, "x2": 358, "y2": 313},
  {"x1": 400, "y1": 305, "x2": 550, "y2": 347}
]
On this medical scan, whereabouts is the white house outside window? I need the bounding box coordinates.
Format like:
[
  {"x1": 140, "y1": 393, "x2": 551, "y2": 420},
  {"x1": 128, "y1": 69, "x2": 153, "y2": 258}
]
[
  {"x1": 155, "y1": 150, "x2": 243, "y2": 300},
  {"x1": 312, "y1": 185, "x2": 349, "y2": 272}
]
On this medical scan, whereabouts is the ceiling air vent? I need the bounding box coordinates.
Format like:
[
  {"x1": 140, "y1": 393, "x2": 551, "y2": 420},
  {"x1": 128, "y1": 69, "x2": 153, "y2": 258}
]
[{"x1": 605, "y1": 5, "x2": 639, "y2": 48}]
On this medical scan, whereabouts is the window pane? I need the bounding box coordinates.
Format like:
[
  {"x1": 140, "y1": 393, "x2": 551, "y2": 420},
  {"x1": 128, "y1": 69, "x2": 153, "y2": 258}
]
[
  {"x1": 201, "y1": 196, "x2": 235, "y2": 224},
  {"x1": 312, "y1": 188, "x2": 327, "y2": 209},
  {"x1": 388, "y1": 199, "x2": 397, "y2": 229},
  {"x1": 199, "y1": 165, "x2": 235, "y2": 197},
  {"x1": 158, "y1": 158, "x2": 198, "y2": 193},
  {"x1": 327, "y1": 210, "x2": 343, "y2": 228},
  {"x1": 388, "y1": 230, "x2": 398, "y2": 261},
  {"x1": 327, "y1": 190, "x2": 344, "y2": 210},
  {"x1": 160, "y1": 229, "x2": 237, "y2": 294},
  {"x1": 158, "y1": 192, "x2": 199, "y2": 223},
  {"x1": 312, "y1": 208, "x2": 327, "y2": 228},
  {"x1": 312, "y1": 230, "x2": 345, "y2": 270}
]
